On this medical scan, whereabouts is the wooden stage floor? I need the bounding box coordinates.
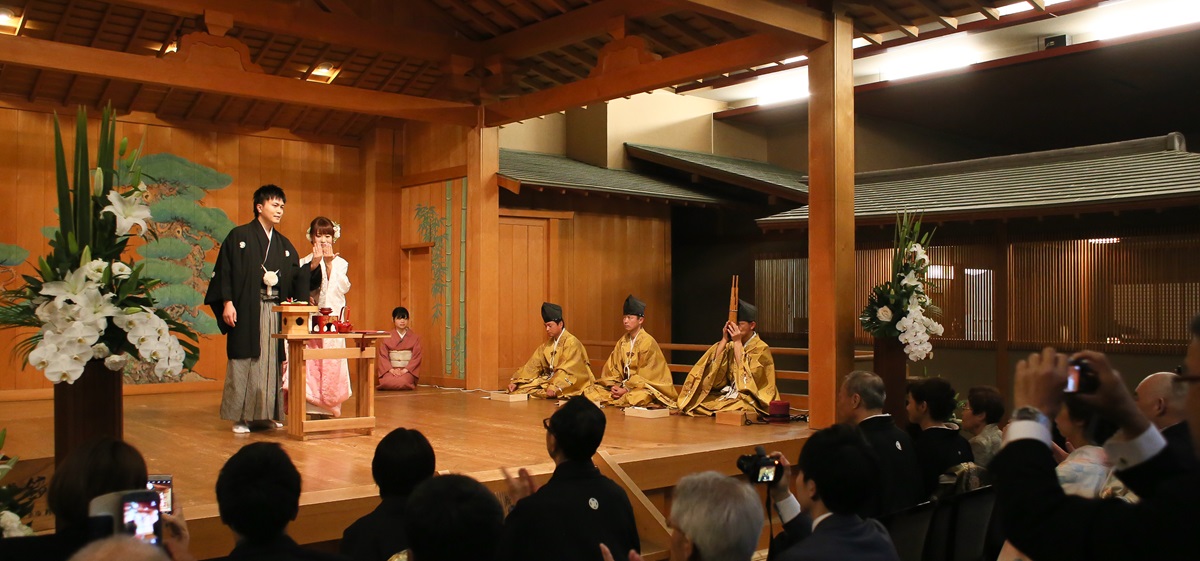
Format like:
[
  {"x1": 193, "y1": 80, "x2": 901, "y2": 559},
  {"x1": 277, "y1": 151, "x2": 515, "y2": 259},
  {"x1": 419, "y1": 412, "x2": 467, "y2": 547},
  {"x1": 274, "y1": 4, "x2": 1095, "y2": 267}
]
[{"x1": 1, "y1": 387, "x2": 813, "y2": 558}]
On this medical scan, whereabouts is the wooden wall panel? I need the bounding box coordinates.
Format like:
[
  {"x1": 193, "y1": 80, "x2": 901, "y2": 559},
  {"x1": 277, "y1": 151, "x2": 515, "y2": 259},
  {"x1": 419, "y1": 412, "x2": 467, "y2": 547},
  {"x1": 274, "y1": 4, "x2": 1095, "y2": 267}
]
[
  {"x1": 0, "y1": 106, "x2": 364, "y2": 394},
  {"x1": 498, "y1": 193, "x2": 673, "y2": 372},
  {"x1": 497, "y1": 218, "x2": 551, "y2": 373}
]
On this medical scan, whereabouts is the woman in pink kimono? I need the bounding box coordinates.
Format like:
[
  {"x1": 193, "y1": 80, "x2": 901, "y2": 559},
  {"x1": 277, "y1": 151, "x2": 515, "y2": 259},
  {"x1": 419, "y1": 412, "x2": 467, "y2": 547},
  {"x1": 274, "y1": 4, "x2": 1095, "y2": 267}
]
[
  {"x1": 285, "y1": 216, "x2": 352, "y2": 416},
  {"x1": 377, "y1": 306, "x2": 423, "y2": 390}
]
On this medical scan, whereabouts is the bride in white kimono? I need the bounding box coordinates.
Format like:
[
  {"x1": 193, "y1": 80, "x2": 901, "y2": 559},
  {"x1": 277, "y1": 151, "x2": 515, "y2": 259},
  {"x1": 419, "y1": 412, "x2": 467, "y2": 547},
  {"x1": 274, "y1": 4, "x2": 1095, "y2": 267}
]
[{"x1": 284, "y1": 216, "x2": 352, "y2": 416}]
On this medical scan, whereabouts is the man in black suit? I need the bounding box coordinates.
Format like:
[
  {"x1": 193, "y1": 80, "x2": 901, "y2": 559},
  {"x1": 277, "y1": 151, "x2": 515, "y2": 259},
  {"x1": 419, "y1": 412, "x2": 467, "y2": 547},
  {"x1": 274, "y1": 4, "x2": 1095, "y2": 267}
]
[
  {"x1": 405, "y1": 474, "x2": 504, "y2": 561},
  {"x1": 496, "y1": 397, "x2": 640, "y2": 561},
  {"x1": 837, "y1": 370, "x2": 924, "y2": 517},
  {"x1": 216, "y1": 443, "x2": 348, "y2": 561},
  {"x1": 340, "y1": 428, "x2": 436, "y2": 561},
  {"x1": 992, "y1": 316, "x2": 1200, "y2": 561},
  {"x1": 1135, "y1": 371, "x2": 1199, "y2": 470},
  {"x1": 767, "y1": 424, "x2": 901, "y2": 561}
]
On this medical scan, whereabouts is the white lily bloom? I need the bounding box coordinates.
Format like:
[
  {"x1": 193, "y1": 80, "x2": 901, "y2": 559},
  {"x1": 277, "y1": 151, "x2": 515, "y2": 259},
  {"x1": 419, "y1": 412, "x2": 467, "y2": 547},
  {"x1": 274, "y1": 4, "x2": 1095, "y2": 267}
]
[
  {"x1": 900, "y1": 271, "x2": 920, "y2": 287},
  {"x1": 40, "y1": 268, "x2": 94, "y2": 304},
  {"x1": 101, "y1": 190, "x2": 152, "y2": 237}
]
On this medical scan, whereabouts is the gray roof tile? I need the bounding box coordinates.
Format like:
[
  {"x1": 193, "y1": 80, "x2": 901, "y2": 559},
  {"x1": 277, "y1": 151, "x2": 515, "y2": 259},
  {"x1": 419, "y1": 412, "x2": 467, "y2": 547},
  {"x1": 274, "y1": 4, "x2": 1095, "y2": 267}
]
[
  {"x1": 758, "y1": 133, "x2": 1200, "y2": 226},
  {"x1": 498, "y1": 149, "x2": 725, "y2": 205},
  {"x1": 624, "y1": 143, "x2": 808, "y2": 202}
]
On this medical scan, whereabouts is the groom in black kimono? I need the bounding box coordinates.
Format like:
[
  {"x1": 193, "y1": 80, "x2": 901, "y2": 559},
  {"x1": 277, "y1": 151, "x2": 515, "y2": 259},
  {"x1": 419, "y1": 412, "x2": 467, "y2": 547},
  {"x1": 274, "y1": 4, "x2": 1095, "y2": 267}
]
[{"x1": 205, "y1": 184, "x2": 310, "y2": 434}]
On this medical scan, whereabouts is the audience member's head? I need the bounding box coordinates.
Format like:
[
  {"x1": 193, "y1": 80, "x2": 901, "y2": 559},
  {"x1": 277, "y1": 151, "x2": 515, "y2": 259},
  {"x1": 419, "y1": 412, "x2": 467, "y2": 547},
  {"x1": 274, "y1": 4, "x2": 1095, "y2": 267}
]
[
  {"x1": 404, "y1": 474, "x2": 503, "y2": 561},
  {"x1": 1056, "y1": 396, "x2": 1119, "y2": 449},
  {"x1": 837, "y1": 370, "x2": 887, "y2": 423},
  {"x1": 668, "y1": 471, "x2": 762, "y2": 561},
  {"x1": 48, "y1": 438, "x2": 148, "y2": 536},
  {"x1": 67, "y1": 535, "x2": 170, "y2": 561},
  {"x1": 907, "y1": 377, "x2": 959, "y2": 426},
  {"x1": 962, "y1": 385, "x2": 1005, "y2": 435},
  {"x1": 796, "y1": 424, "x2": 880, "y2": 516},
  {"x1": 1135, "y1": 372, "x2": 1188, "y2": 431},
  {"x1": 373, "y1": 428, "x2": 436, "y2": 498},
  {"x1": 216, "y1": 442, "x2": 301, "y2": 543},
  {"x1": 545, "y1": 396, "x2": 606, "y2": 463},
  {"x1": 1186, "y1": 313, "x2": 1200, "y2": 453}
]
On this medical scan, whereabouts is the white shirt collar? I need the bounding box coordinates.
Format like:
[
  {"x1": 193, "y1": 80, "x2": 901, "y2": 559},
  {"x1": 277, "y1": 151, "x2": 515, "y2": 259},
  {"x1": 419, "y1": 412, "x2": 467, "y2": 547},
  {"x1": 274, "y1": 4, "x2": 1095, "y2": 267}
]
[
  {"x1": 811, "y1": 512, "x2": 834, "y2": 531},
  {"x1": 861, "y1": 413, "x2": 891, "y2": 422}
]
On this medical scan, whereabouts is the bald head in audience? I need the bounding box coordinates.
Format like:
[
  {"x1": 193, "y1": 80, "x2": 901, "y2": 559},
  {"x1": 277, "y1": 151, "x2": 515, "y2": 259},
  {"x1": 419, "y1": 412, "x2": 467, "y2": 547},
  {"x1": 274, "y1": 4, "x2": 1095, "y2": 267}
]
[
  {"x1": 1136, "y1": 372, "x2": 1188, "y2": 431},
  {"x1": 68, "y1": 536, "x2": 170, "y2": 561}
]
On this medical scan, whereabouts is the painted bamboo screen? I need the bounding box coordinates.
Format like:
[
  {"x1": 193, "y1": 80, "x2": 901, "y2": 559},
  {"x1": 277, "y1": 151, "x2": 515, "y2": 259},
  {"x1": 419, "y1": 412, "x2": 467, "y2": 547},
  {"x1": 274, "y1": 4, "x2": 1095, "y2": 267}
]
[{"x1": 755, "y1": 232, "x2": 1198, "y2": 354}]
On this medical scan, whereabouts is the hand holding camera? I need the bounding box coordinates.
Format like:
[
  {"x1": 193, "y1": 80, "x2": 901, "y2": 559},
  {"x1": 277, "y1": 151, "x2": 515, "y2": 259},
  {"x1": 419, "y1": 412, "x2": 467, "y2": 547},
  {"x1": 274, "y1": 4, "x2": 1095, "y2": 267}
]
[{"x1": 737, "y1": 446, "x2": 790, "y2": 499}]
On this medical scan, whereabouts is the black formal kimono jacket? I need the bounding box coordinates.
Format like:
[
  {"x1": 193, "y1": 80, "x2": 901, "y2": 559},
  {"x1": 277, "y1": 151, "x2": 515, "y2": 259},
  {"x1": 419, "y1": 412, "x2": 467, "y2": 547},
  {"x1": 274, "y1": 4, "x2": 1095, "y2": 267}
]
[{"x1": 205, "y1": 220, "x2": 309, "y2": 360}]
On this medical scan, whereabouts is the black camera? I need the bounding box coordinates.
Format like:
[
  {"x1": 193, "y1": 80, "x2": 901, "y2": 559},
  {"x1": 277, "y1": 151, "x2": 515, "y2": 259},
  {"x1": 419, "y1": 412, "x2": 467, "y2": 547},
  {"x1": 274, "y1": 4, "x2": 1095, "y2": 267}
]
[
  {"x1": 737, "y1": 446, "x2": 784, "y2": 484},
  {"x1": 1065, "y1": 358, "x2": 1100, "y2": 394}
]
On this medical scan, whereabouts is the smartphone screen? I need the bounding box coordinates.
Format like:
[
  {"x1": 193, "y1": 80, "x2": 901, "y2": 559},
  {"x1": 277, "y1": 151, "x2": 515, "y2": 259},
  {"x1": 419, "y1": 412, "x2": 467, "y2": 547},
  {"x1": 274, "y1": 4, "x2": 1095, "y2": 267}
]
[
  {"x1": 1064, "y1": 368, "x2": 1080, "y2": 393},
  {"x1": 122, "y1": 495, "x2": 161, "y2": 545},
  {"x1": 148, "y1": 475, "x2": 173, "y2": 515}
]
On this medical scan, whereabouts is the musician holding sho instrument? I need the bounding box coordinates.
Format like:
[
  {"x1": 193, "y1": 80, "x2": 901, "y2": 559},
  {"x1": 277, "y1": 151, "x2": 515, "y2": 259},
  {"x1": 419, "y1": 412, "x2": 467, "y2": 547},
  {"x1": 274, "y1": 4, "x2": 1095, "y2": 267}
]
[{"x1": 676, "y1": 277, "x2": 781, "y2": 416}]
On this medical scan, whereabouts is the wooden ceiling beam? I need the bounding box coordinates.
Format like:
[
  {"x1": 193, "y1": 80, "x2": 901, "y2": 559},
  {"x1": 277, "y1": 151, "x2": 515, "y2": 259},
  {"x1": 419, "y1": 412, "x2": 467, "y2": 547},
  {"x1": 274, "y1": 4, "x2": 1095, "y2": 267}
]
[
  {"x1": 910, "y1": 0, "x2": 959, "y2": 29},
  {"x1": 478, "y1": 0, "x2": 527, "y2": 31},
  {"x1": 661, "y1": 14, "x2": 718, "y2": 48},
  {"x1": 101, "y1": 0, "x2": 477, "y2": 62},
  {"x1": 962, "y1": 0, "x2": 1001, "y2": 20},
  {"x1": 0, "y1": 34, "x2": 476, "y2": 126},
  {"x1": 63, "y1": 3, "x2": 117, "y2": 105},
  {"x1": 484, "y1": 32, "x2": 810, "y2": 126},
  {"x1": 661, "y1": 0, "x2": 830, "y2": 43},
  {"x1": 845, "y1": 1, "x2": 918, "y2": 38},
  {"x1": 483, "y1": 0, "x2": 674, "y2": 60},
  {"x1": 441, "y1": 0, "x2": 506, "y2": 36}
]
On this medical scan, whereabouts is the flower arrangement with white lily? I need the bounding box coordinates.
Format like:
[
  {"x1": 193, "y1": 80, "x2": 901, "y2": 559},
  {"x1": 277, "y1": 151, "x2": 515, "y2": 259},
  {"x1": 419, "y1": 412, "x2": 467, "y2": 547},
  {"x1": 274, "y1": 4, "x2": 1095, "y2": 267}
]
[
  {"x1": 859, "y1": 213, "x2": 945, "y2": 361},
  {"x1": 0, "y1": 105, "x2": 198, "y2": 383}
]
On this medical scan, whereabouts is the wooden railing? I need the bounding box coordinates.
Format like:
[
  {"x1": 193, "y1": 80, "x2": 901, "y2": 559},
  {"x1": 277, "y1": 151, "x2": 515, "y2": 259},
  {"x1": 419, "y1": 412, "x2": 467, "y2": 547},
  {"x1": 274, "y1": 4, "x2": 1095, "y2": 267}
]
[{"x1": 580, "y1": 340, "x2": 873, "y2": 382}]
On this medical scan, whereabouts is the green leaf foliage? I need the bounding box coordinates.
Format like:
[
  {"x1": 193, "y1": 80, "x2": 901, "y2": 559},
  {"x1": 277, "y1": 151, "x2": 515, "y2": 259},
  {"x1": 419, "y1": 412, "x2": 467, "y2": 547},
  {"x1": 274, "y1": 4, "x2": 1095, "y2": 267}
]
[
  {"x1": 150, "y1": 197, "x2": 235, "y2": 239},
  {"x1": 138, "y1": 153, "x2": 233, "y2": 191},
  {"x1": 137, "y1": 259, "x2": 193, "y2": 285},
  {"x1": 0, "y1": 244, "x2": 29, "y2": 267},
  {"x1": 149, "y1": 284, "x2": 204, "y2": 308},
  {"x1": 137, "y1": 238, "x2": 193, "y2": 260}
]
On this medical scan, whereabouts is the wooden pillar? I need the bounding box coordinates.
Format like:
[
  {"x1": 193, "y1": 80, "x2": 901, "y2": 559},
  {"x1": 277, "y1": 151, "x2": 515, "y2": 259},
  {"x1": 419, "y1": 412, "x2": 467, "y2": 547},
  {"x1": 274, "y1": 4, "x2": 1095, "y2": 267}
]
[
  {"x1": 994, "y1": 222, "x2": 1011, "y2": 400},
  {"x1": 807, "y1": 9, "x2": 855, "y2": 429},
  {"x1": 362, "y1": 126, "x2": 395, "y2": 331},
  {"x1": 466, "y1": 122, "x2": 501, "y2": 390}
]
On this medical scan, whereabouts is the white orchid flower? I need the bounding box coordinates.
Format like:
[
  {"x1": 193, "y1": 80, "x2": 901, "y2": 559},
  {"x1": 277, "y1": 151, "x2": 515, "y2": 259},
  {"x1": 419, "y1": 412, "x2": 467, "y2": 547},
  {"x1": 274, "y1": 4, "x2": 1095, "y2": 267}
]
[
  {"x1": 104, "y1": 353, "x2": 129, "y2": 371},
  {"x1": 101, "y1": 190, "x2": 152, "y2": 237},
  {"x1": 28, "y1": 339, "x2": 58, "y2": 371}
]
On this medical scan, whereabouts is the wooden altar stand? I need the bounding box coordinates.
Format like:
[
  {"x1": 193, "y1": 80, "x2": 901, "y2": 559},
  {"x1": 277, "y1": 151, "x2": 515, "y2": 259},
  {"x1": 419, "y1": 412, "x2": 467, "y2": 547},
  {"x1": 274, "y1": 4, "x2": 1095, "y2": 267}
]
[{"x1": 272, "y1": 331, "x2": 387, "y2": 440}]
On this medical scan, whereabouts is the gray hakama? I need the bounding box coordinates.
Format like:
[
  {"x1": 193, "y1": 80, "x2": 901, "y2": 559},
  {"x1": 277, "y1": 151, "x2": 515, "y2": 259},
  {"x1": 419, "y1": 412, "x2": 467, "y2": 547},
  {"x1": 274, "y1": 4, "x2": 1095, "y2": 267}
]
[{"x1": 220, "y1": 291, "x2": 285, "y2": 422}]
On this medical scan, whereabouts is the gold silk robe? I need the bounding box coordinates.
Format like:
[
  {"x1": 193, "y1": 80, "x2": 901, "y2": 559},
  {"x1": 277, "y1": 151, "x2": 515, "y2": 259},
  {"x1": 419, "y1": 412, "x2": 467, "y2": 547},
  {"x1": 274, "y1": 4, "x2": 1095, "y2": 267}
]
[
  {"x1": 509, "y1": 329, "x2": 594, "y2": 399},
  {"x1": 583, "y1": 330, "x2": 678, "y2": 408},
  {"x1": 676, "y1": 334, "x2": 780, "y2": 416}
]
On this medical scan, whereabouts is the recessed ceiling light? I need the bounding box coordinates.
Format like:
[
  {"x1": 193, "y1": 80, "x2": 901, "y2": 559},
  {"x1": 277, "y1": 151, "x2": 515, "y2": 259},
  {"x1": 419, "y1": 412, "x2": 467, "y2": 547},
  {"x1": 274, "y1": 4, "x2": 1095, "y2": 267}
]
[
  {"x1": 0, "y1": 7, "x2": 21, "y2": 35},
  {"x1": 307, "y1": 62, "x2": 340, "y2": 83}
]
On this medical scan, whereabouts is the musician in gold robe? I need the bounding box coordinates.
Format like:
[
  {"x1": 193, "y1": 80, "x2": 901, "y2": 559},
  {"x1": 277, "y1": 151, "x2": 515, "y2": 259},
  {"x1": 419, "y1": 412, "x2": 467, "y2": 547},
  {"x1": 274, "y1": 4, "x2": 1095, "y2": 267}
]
[
  {"x1": 583, "y1": 295, "x2": 678, "y2": 409},
  {"x1": 507, "y1": 302, "x2": 594, "y2": 399},
  {"x1": 676, "y1": 299, "x2": 780, "y2": 416}
]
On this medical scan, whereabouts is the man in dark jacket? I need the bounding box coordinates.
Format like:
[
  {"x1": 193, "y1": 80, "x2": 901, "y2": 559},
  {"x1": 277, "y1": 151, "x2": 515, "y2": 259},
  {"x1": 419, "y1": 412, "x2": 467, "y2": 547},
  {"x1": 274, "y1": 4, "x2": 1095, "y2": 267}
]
[
  {"x1": 993, "y1": 322, "x2": 1200, "y2": 561},
  {"x1": 837, "y1": 370, "x2": 924, "y2": 516},
  {"x1": 767, "y1": 424, "x2": 900, "y2": 561},
  {"x1": 215, "y1": 443, "x2": 348, "y2": 561},
  {"x1": 496, "y1": 397, "x2": 639, "y2": 561},
  {"x1": 340, "y1": 428, "x2": 436, "y2": 561}
]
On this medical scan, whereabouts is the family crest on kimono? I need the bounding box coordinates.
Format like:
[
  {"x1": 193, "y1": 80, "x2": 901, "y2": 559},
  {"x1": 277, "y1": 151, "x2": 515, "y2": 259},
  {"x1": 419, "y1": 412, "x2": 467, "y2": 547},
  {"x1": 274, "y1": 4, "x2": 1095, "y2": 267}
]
[
  {"x1": 508, "y1": 302, "x2": 593, "y2": 399},
  {"x1": 204, "y1": 184, "x2": 311, "y2": 434}
]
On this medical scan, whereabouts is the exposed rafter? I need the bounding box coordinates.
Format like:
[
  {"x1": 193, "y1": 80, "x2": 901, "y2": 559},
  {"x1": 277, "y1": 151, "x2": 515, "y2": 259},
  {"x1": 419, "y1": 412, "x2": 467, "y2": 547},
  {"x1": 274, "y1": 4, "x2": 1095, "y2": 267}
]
[
  {"x1": 662, "y1": 0, "x2": 831, "y2": 43},
  {"x1": 845, "y1": 1, "x2": 918, "y2": 38},
  {"x1": 483, "y1": 0, "x2": 674, "y2": 60},
  {"x1": 100, "y1": 0, "x2": 478, "y2": 62},
  {"x1": 0, "y1": 34, "x2": 476, "y2": 126},
  {"x1": 484, "y1": 32, "x2": 810, "y2": 126}
]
